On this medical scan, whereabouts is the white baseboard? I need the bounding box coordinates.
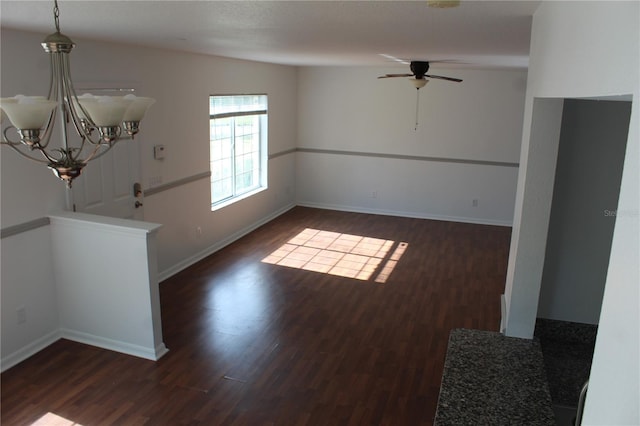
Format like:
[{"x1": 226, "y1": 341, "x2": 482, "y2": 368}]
[
  {"x1": 155, "y1": 343, "x2": 170, "y2": 360},
  {"x1": 296, "y1": 201, "x2": 513, "y2": 227},
  {"x1": 1, "y1": 329, "x2": 61, "y2": 373},
  {"x1": 159, "y1": 201, "x2": 510, "y2": 283},
  {"x1": 61, "y1": 328, "x2": 169, "y2": 361},
  {"x1": 158, "y1": 203, "x2": 296, "y2": 282},
  {"x1": 1, "y1": 328, "x2": 169, "y2": 373}
]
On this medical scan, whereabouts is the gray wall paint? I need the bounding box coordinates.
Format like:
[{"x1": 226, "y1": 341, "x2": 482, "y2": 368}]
[{"x1": 537, "y1": 99, "x2": 632, "y2": 324}]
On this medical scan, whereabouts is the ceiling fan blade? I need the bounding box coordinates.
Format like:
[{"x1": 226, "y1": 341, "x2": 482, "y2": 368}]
[
  {"x1": 424, "y1": 74, "x2": 463, "y2": 82},
  {"x1": 378, "y1": 73, "x2": 413, "y2": 79},
  {"x1": 424, "y1": 59, "x2": 466, "y2": 64}
]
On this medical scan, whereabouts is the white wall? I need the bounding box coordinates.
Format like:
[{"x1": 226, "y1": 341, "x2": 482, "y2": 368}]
[
  {"x1": 1, "y1": 29, "x2": 298, "y2": 271},
  {"x1": 0, "y1": 31, "x2": 63, "y2": 362},
  {"x1": 0, "y1": 226, "x2": 60, "y2": 371},
  {"x1": 504, "y1": 2, "x2": 639, "y2": 424},
  {"x1": 0, "y1": 31, "x2": 68, "y2": 226},
  {"x1": 296, "y1": 66, "x2": 526, "y2": 225},
  {"x1": 132, "y1": 46, "x2": 299, "y2": 275},
  {"x1": 538, "y1": 99, "x2": 631, "y2": 325},
  {"x1": 1, "y1": 28, "x2": 297, "y2": 366},
  {"x1": 50, "y1": 212, "x2": 166, "y2": 361},
  {"x1": 503, "y1": 97, "x2": 564, "y2": 337}
]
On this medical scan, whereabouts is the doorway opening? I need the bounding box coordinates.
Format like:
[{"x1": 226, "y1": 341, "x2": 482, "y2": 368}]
[{"x1": 534, "y1": 97, "x2": 632, "y2": 420}]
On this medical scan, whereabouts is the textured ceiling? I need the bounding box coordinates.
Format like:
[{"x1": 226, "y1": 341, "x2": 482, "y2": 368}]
[{"x1": 0, "y1": 0, "x2": 540, "y2": 69}]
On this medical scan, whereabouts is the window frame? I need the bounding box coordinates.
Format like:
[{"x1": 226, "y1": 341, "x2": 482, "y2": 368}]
[{"x1": 209, "y1": 94, "x2": 268, "y2": 210}]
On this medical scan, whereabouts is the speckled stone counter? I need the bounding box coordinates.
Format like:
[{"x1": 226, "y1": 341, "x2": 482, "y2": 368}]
[{"x1": 434, "y1": 329, "x2": 555, "y2": 425}]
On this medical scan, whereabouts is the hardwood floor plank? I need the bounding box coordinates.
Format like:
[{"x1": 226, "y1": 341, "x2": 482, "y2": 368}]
[{"x1": 1, "y1": 207, "x2": 511, "y2": 425}]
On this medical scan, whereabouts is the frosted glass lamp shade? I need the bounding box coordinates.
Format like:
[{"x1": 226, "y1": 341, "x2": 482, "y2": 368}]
[
  {"x1": 123, "y1": 96, "x2": 155, "y2": 122},
  {"x1": 0, "y1": 97, "x2": 17, "y2": 123},
  {"x1": 78, "y1": 95, "x2": 132, "y2": 127},
  {"x1": 72, "y1": 93, "x2": 94, "y2": 121},
  {"x1": 0, "y1": 97, "x2": 56, "y2": 129},
  {"x1": 411, "y1": 78, "x2": 428, "y2": 89}
]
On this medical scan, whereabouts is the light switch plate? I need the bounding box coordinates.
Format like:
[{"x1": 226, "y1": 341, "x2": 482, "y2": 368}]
[{"x1": 153, "y1": 145, "x2": 165, "y2": 160}]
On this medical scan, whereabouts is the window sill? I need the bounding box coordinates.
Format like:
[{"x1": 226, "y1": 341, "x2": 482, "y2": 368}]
[{"x1": 211, "y1": 186, "x2": 267, "y2": 212}]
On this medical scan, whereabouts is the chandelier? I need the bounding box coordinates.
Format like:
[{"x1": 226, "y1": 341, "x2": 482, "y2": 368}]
[{"x1": 0, "y1": 0, "x2": 154, "y2": 187}]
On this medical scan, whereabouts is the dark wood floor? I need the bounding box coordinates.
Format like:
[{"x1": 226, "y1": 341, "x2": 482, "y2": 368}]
[{"x1": 1, "y1": 207, "x2": 511, "y2": 425}]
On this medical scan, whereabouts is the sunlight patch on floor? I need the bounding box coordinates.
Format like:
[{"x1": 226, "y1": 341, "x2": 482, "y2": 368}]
[
  {"x1": 262, "y1": 228, "x2": 407, "y2": 282},
  {"x1": 30, "y1": 412, "x2": 84, "y2": 426},
  {"x1": 374, "y1": 240, "x2": 408, "y2": 283}
]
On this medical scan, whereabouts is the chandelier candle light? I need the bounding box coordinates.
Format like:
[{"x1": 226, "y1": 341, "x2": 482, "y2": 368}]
[{"x1": 0, "y1": 0, "x2": 154, "y2": 188}]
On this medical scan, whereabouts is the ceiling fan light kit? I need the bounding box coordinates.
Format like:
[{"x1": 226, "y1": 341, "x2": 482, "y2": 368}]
[
  {"x1": 378, "y1": 61, "x2": 463, "y2": 87},
  {"x1": 378, "y1": 61, "x2": 462, "y2": 130},
  {"x1": 412, "y1": 79, "x2": 429, "y2": 89},
  {"x1": 0, "y1": 0, "x2": 155, "y2": 188}
]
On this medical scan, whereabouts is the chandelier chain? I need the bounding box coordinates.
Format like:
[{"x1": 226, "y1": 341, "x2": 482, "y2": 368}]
[{"x1": 53, "y1": 0, "x2": 60, "y2": 33}]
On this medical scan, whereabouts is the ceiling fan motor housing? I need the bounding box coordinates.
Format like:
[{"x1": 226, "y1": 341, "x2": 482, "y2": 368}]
[{"x1": 410, "y1": 61, "x2": 430, "y2": 78}]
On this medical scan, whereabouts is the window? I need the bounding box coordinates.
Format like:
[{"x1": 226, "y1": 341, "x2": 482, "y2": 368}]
[{"x1": 209, "y1": 94, "x2": 268, "y2": 209}]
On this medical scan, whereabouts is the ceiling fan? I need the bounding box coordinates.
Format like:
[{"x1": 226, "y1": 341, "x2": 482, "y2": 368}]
[
  {"x1": 378, "y1": 61, "x2": 463, "y2": 89},
  {"x1": 378, "y1": 61, "x2": 462, "y2": 130}
]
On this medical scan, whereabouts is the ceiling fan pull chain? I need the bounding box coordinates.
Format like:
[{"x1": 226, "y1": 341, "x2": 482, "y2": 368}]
[{"x1": 415, "y1": 89, "x2": 420, "y2": 131}]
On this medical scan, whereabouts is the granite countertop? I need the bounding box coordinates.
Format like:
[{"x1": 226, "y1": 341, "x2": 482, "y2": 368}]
[{"x1": 434, "y1": 328, "x2": 555, "y2": 425}]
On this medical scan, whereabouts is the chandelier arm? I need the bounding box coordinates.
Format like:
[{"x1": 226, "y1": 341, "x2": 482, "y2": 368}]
[
  {"x1": 55, "y1": 51, "x2": 98, "y2": 165},
  {"x1": 60, "y1": 53, "x2": 108, "y2": 147},
  {"x1": 54, "y1": 53, "x2": 73, "y2": 155},
  {"x1": 1, "y1": 136, "x2": 54, "y2": 165},
  {"x1": 47, "y1": 50, "x2": 56, "y2": 100},
  {"x1": 87, "y1": 131, "x2": 134, "y2": 163},
  {"x1": 83, "y1": 125, "x2": 122, "y2": 162},
  {"x1": 1, "y1": 127, "x2": 19, "y2": 145},
  {"x1": 35, "y1": 145, "x2": 61, "y2": 164},
  {"x1": 34, "y1": 104, "x2": 58, "y2": 151},
  {"x1": 25, "y1": 52, "x2": 65, "y2": 154},
  {"x1": 79, "y1": 141, "x2": 112, "y2": 163},
  {"x1": 60, "y1": 54, "x2": 139, "y2": 147},
  {"x1": 1, "y1": 127, "x2": 53, "y2": 163}
]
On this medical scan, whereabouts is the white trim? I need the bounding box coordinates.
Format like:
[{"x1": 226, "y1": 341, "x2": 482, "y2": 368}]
[
  {"x1": 49, "y1": 211, "x2": 162, "y2": 236},
  {"x1": 0, "y1": 330, "x2": 61, "y2": 373},
  {"x1": 500, "y1": 294, "x2": 507, "y2": 334},
  {"x1": 211, "y1": 186, "x2": 267, "y2": 211},
  {"x1": 158, "y1": 203, "x2": 296, "y2": 282},
  {"x1": 162, "y1": 200, "x2": 512, "y2": 284},
  {"x1": 1, "y1": 327, "x2": 170, "y2": 373},
  {"x1": 296, "y1": 201, "x2": 513, "y2": 227},
  {"x1": 60, "y1": 329, "x2": 169, "y2": 361}
]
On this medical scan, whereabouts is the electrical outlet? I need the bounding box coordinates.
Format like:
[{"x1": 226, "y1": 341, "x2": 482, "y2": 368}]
[
  {"x1": 472, "y1": 199, "x2": 479, "y2": 207},
  {"x1": 16, "y1": 306, "x2": 26, "y2": 324},
  {"x1": 196, "y1": 226, "x2": 203, "y2": 238}
]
